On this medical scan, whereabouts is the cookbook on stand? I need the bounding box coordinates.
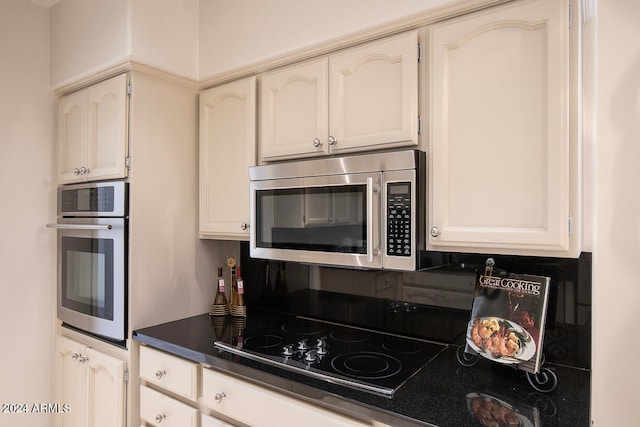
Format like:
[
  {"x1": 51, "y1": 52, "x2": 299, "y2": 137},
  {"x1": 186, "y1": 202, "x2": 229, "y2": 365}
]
[{"x1": 465, "y1": 266, "x2": 551, "y2": 373}]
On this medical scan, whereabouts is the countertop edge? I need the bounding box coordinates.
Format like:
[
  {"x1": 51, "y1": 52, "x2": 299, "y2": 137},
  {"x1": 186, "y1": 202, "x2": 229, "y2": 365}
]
[{"x1": 133, "y1": 330, "x2": 435, "y2": 427}]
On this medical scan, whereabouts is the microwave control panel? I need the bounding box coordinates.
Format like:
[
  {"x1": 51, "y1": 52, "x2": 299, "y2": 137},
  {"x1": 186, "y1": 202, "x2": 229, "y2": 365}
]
[{"x1": 386, "y1": 182, "x2": 412, "y2": 257}]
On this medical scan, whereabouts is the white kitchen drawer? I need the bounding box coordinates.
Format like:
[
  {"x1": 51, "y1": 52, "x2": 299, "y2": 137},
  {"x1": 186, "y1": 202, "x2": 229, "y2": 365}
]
[
  {"x1": 202, "y1": 368, "x2": 370, "y2": 427},
  {"x1": 140, "y1": 385, "x2": 198, "y2": 427},
  {"x1": 140, "y1": 345, "x2": 198, "y2": 401},
  {"x1": 201, "y1": 413, "x2": 235, "y2": 427}
]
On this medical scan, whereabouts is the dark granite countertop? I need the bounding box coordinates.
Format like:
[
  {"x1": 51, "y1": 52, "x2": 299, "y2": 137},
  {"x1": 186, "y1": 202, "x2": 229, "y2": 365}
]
[{"x1": 133, "y1": 308, "x2": 590, "y2": 427}]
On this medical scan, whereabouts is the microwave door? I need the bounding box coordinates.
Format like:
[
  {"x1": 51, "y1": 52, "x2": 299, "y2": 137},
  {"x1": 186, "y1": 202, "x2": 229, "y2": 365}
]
[{"x1": 250, "y1": 173, "x2": 382, "y2": 269}]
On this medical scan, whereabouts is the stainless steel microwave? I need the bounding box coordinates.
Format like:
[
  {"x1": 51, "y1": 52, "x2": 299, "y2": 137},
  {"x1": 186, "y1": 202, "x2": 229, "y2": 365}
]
[{"x1": 249, "y1": 150, "x2": 425, "y2": 271}]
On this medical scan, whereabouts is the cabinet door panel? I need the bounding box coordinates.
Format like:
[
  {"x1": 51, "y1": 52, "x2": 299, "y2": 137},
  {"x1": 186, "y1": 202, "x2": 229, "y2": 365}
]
[
  {"x1": 56, "y1": 336, "x2": 86, "y2": 427},
  {"x1": 86, "y1": 348, "x2": 126, "y2": 427},
  {"x1": 199, "y1": 76, "x2": 256, "y2": 239},
  {"x1": 329, "y1": 31, "x2": 418, "y2": 154},
  {"x1": 87, "y1": 73, "x2": 128, "y2": 181},
  {"x1": 140, "y1": 345, "x2": 199, "y2": 401},
  {"x1": 57, "y1": 90, "x2": 87, "y2": 184},
  {"x1": 140, "y1": 386, "x2": 198, "y2": 427},
  {"x1": 202, "y1": 368, "x2": 369, "y2": 427},
  {"x1": 201, "y1": 413, "x2": 234, "y2": 427},
  {"x1": 429, "y1": 0, "x2": 570, "y2": 253},
  {"x1": 57, "y1": 73, "x2": 128, "y2": 184},
  {"x1": 260, "y1": 58, "x2": 329, "y2": 160},
  {"x1": 56, "y1": 336, "x2": 126, "y2": 427}
]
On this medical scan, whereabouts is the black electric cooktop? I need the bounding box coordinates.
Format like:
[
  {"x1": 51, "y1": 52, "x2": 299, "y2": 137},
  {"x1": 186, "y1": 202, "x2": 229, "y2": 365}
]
[{"x1": 214, "y1": 312, "x2": 446, "y2": 396}]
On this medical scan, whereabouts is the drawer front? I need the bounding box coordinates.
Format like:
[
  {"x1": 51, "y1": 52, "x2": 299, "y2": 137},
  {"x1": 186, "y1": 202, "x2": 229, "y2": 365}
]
[
  {"x1": 140, "y1": 385, "x2": 198, "y2": 427},
  {"x1": 201, "y1": 413, "x2": 235, "y2": 427},
  {"x1": 202, "y1": 368, "x2": 370, "y2": 427},
  {"x1": 140, "y1": 345, "x2": 198, "y2": 401}
]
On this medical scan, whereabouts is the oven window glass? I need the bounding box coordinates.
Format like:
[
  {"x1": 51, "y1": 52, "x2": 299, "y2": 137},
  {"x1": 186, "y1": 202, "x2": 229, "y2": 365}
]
[
  {"x1": 61, "y1": 236, "x2": 114, "y2": 320},
  {"x1": 256, "y1": 185, "x2": 367, "y2": 253}
]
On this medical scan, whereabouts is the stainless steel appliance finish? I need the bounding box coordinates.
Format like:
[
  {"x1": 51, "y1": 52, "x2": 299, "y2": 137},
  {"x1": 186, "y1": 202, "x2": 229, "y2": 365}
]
[
  {"x1": 249, "y1": 150, "x2": 425, "y2": 271},
  {"x1": 47, "y1": 181, "x2": 128, "y2": 343}
]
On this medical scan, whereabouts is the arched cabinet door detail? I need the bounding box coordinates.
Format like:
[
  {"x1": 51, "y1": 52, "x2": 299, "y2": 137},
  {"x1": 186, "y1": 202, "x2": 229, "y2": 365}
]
[
  {"x1": 428, "y1": 0, "x2": 579, "y2": 257},
  {"x1": 259, "y1": 30, "x2": 419, "y2": 162},
  {"x1": 260, "y1": 58, "x2": 329, "y2": 160},
  {"x1": 57, "y1": 73, "x2": 129, "y2": 184},
  {"x1": 199, "y1": 76, "x2": 257, "y2": 240},
  {"x1": 329, "y1": 30, "x2": 418, "y2": 155}
]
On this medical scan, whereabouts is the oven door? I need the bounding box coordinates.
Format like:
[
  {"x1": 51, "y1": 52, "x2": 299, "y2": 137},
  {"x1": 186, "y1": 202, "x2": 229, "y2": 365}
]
[
  {"x1": 53, "y1": 217, "x2": 126, "y2": 342},
  {"x1": 250, "y1": 172, "x2": 382, "y2": 269}
]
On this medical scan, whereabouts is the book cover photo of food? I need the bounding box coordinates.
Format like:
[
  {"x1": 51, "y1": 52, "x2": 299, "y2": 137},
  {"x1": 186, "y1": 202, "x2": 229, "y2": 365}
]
[{"x1": 465, "y1": 267, "x2": 551, "y2": 373}]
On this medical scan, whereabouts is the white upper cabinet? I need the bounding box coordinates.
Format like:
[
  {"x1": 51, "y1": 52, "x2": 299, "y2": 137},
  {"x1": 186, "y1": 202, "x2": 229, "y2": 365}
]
[
  {"x1": 260, "y1": 58, "x2": 329, "y2": 159},
  {"x1": 328, "y1": 31, "x2": 419, "y2": 155},
  {"x1": 199, "y1": 76, "x2": 257, "y2": 240},
  {"x1": 57, "y1": 73, "x2": 128, "y2": 184},
  {"x1": 428, "y1": 0, "x2": 579, "y2": 256},
  {"x1": 260, "y1": 30, "x2": 419, "y2": 161}
]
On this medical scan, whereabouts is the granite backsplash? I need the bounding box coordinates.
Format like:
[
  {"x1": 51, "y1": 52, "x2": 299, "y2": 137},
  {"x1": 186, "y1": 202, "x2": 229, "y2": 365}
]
[{"x1": 239, "y1": 243, "x2": 591, "y2": 371}]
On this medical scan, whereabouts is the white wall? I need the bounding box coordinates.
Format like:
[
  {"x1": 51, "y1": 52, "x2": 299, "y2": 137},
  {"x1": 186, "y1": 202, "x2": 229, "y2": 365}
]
[
  {"x1": 130, "y1": 0, "x2": 199, "y2": 81},
  {"x1": 50, "y1": 0, "x2": 199, "y2": 88},
  {"x1": 198, "y1": 0, "x2": 455, "y2": 78},
  {"x1": 51, "y1": 0, "x2": 453, "y2": 86},
  {"x1": 50, "y1": 0, "x2": 129, "y2": 87},
  {"x1": 0, "y1": 1, "x2": 57, "y2": 426},
  {"x1": 592, "y1": 0, "x2": 640, "y2": 425}
]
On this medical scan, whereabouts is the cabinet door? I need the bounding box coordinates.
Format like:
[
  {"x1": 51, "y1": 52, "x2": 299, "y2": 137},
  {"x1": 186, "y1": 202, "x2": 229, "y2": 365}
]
[
  {"x1": 86, "y1": 73, "x2": 129, "y2": 181},
  {"x1": 86, "y1": 348, "x2": 126, "y2": 427},
  {"x1": 199, "y1": 76, "x2": 257, "y2": 240},
  {"x1": 57, "y1": 89, "x2": 87, "y2": 184},
  {"x1": 57, "y1": 74, "x2": 128, "y2": 184},
  {"x1": 56, "y1": 336, "x2": 86, "y2": 427},
  {"x1": 260, "y1": 58, "x2": 329, "y2": 160},
  {"x1": 202, "y1": 368, "x2": 370, "y2": 427},
  {"x1": 201, "y1": 414, "x2": 234, "y2": 427},
  {"x1": 56, "y1": 336, "x2": 127, "y2": 427},
  {"x1": 329, "y1": 30, "x2": 418, "y2": 154},
  {"x1": 139, "y1": 345, "x2": 198, "y2": 401},
  {"x1": 140, "y1": 386, "x2": 198, "y2": 427},
  {"x1": 428, "y1": 0, "x2": 571, "y2": 254}
]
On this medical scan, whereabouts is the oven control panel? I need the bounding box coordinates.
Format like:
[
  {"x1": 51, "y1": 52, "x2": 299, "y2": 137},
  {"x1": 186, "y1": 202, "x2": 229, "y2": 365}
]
[
  {"x1": 58, "y1": 181, "x2": 127, "y2": 217},
  {"x1": 386, "y1": 182, "x2": 412, "y2": 257}
]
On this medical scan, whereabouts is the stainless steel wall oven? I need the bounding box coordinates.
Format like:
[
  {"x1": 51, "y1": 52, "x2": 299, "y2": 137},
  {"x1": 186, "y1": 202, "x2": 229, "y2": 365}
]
[{"x1": 48, "y1": 181, "x2": 128, "y2": 343}]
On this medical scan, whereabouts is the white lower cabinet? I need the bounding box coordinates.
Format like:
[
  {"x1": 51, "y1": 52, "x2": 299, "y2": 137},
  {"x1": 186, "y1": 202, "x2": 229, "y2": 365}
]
[
  {"x1": 139, "y1": 345, "x2": 374, "y2": 427},
  {"x1": 201, "y1": 413, "x2": 235, "y2": 427},
  {"x1": 55, "y1": 335, "x2": 126, "y2": 427},
  {"x1": 140, "y1": 386, "x2": 198, "y2": 427},
  {"x1": 139, "y1": 346, "x2": 200, "y2": 427},
  {"x1": 139, "y1": 345, "x2": 198, "y2": 401},
  {"x1": 202, "y1": 367, "x2": 370, "y2": 427}
]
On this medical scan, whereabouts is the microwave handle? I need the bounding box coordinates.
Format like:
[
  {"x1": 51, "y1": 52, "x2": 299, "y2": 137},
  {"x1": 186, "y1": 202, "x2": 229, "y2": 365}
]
[
  {"x1": 367, "y1": 177, "x2": 375, "y2": 263},
  {"x1": 46, "y1": 223, "x2": 113, "y2": 231}
]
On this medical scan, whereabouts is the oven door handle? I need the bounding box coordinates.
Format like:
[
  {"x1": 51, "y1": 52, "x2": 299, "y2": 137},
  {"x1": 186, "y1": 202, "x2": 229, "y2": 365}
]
[{"x1": 46, "y1": 223, "x2": 113, "y2": 230}]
